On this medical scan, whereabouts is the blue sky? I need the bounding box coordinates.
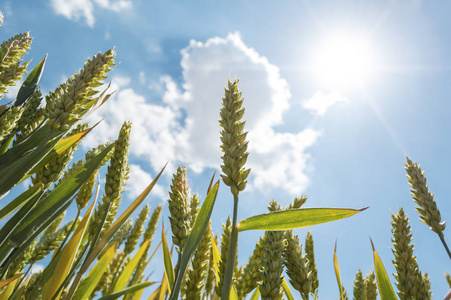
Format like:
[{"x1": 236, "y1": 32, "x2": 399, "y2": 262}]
[{"x1": 2, "y1": 0, "x2": 451, "y2": 298}]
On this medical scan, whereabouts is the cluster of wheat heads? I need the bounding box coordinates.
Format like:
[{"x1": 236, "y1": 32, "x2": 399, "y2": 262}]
[
  {"x1": 2, "y1": 10, "x2": 449, "y2": 300},
  {"x1": 0, "y1": 13, "x2": 165, "y2": 299}
]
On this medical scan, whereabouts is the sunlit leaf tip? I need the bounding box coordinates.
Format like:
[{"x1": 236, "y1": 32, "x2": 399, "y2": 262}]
[{"x1": 207, "y1": 171, "x2": 216, "y2": 194}]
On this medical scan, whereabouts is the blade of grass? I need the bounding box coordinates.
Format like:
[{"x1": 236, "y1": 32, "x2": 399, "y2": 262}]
[
  {"x1": 249, "y1": 287, "x2": 260, "y2": 300},
  {"x1": 158, "y1": 270, "x2": 169, "y2": 300},
  {"x1": 65, "y1": 164, "x2": 166, "y2": 300},
  {"x1": 207, "y1": 171, "x2": 216, "y2": 194},
  {"x1": 370, "y1": 239, "x2": 397, "y2": 300},
  {"x1": 0, "y1": 183, "x2": 43, "y2": 222},
  {"x1": 72, "y1": 243, "x2": 117, "y2": 300},
  {"x1": 0, "y1": 273, "x2": 23, "y2": 289},
  {"x1": 168, "y1": 181, "x2": 220, "y2": 300},
  {"x1": 161, "y1": 222, "x2": 174, "y2": 293},
  {"x1": 22, "y1": 125, "x2": 97, "y2": 182},
  {"x1": 0, "y1": 122, "x2": 51, "y2": 167},
  {"x1": 43, "y1": 192, "x2": 97, "y2": 300},
  {"x1": 0, "y1": 132, "x2": 56, "y2": 197},
  {"x1": 15, "y1": 55, "x2": 47, "y2": 106},
  {"x1": 99, "y1": 282, "x2": 154, "y2": 300},
  {"x1": 334, "y1": 242, "x2": 345, "y2": 300},
  {"x1": 281, "y1": 276, "x2": 295, "y2": 300},
  {"x1": 0, "y1": 275, "x2": 20, "y2": 300},
  {"x1": 209, "y1": 229, "x2": 220, "y2": 279},
  {"x1": 8, "y1": 143, "x2": 114, "y2": 247},
  {"x1": 0, "y1": 135, "x2": 14, "y2": 155},
  {"x1": 111, "y1": 240, "x2": 150, "y2": 293},
  {"x1": 147, "y1": 285, "x2": 160, "y2": 300},
  {"x1": 130, "y1": 285, "x2": 146, "y2": 300},
  {"x1": 0, "y1": 197, "x2": 72, "y2": 277},
  {"x1": 237, "y1": 207, "x2": 369, "y2": 232}
]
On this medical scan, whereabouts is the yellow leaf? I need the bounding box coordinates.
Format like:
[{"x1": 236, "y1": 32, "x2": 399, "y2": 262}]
[{"x1": 43, "y1": 196, "x2": 97, "y2": 300}]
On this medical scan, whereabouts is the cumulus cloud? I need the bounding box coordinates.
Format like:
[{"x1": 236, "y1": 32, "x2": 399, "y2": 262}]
[
  {"x1": 49, "y1": 0, "x2": 132, "y2": 27},
  {"x1": 125, "y1": 164, "x2": 166, "y2": 201},
  {"x1": 303, "y1": 90, "x2": 348, "y2": 116},
  {"x1": 84, "y1": 33, "x2": 321, "y2": 195},
  {"x1": 31, "y1": 264, "x2": 44, "y2": 274}
]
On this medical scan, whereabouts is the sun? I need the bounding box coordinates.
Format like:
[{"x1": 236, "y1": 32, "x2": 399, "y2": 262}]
[{"x1": 311, "y1": 33, "x2": 376, "y2": 89}]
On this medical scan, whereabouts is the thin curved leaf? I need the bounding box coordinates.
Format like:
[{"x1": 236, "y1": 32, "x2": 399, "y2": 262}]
[
  {"x1": 43, "y1": 194, "x2": 97, "y2": 300},
  {"x1": 15, "y1": 54, "x2": 47, "y2": 106},
  {"x1": 371, "y1": 239, "x2": 397, "y2": 300},
  {"x1": 72, "y1": 243, "x2": 117, "y2": 300},
  {"x1": 112, "y1": 240, "x2": 150, "y2": 293},
  {"x1": 23, "y1": 125, "x2": 97, "y2": 182},
  {"x1": 0, "y1": 122, "x2": 51, "y2": 167},
  {"x1": 237, "y1": 207, "x2": 368, "y2": 232},
  {"x1": 0, "y1": 183, "x2": 43, "y2": 222},
  {"x1": 158, "y1": 270, "x2": 169, "y2": 300},
  {"x1": 99, "y1": 282, "x2": 154, "y2": 300},
  {"x1": 231, "y1": 285, "x2": 239, "y2": 300},
  {"x1": 249, "y1": 287, "x2": 260, "y2": 300},
  {"x1": 65, "y1": 164, "x2": 166, "y2": 300},
  {"x1": 161, "y1": 223, "x2": 174, "y2": 292},
  {"x1": 0, "y1": 273, "x2": 22, "y2": 289},
  {"x1": 209, "y1": 229, "x2": 220, "y2": 279},
  {"x1": 334, "y1": 242, "x2": 346, "y2": 300},
  {"x1": 0, "y1": 132, "x2": 56, "y2": 197},
  {"x1": 0, "y1": 275, "x2": 20, "y2": 300},
  {"x1": 169, "y1": 181, "x2": 220, "y2": 300},
  {"x1": 281, "y1": 276, "x2": 294, "y2": 300},
  {"x1": 0, "y1": 135, "x2": 14, "y2": 155},
  {"x1": 8, "y1": 143, "x2": 114, "y2": 247}
]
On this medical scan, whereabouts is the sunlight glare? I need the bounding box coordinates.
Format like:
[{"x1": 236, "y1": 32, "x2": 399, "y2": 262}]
[{"x1": 312, "y1": 33, "x2": 376, "y2": 89}]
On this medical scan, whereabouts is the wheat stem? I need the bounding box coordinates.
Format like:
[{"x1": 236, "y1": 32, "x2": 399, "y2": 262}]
[
  {"x1": 222, "y1": 194, "x2": 239, "y2": 299},
  {"x1": 439, "y1": 233, "x2": 451, "y2": 260}
]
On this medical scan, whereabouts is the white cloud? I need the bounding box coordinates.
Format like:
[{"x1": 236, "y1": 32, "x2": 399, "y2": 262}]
[
  {"x1": 31, "y1": 264, "x2": 44, "y2": 274},
  {"x1": 49, "y1": 0, "x2": 131, "y2": 27},
  {"x1": 84, "y1": 33, "x2": 321, "y2": 195},
  {"x1": 4, "y1": 79, "x2": 22, "y2": 100},
  {"x1": 125, "y1": 164, "x2": 166, "y2": 200},
  {"x1": 303, "y1": 90, "x2": 348, "y2": 116}
]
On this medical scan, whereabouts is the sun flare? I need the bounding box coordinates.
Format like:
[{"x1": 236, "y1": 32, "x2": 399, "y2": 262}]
[{"x1": 312, "y1": 33, "x2": 376, "y2": 89}]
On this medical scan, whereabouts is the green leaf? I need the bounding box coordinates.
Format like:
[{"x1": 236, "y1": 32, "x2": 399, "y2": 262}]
[
  {"x1": 334, "y1": 242, "x2": 346, "y2": 300},
  {"x1": 0, "y1": 198, "x2": 71, "y2": 274},
  {"x1": 72, "y1": 243, "x2": 117, "y2": 300},
  {"x1": 0, "y1": 135, "x2": 14, "y2": 155},
  {"x1": 0, "y1": 275, "x2": 20, "y2": 300},
  {"x1": 209, "y1": 229, "x2": 220, "y2": 280},
  {"x1": 112, "y1": 240, "x2": 150, "y2": 293},
  {"x1": 169, "y1": 181, "x2": 220, "y2": 300},
  {"x1": 281, "y1": 276, "x2": 294, "y2": 300},
  {"x1": 8, "y1": 143, "x2": 114, "y2": 247},
  {"x1": 0, "y1": 273, "x2": 22, "y2": 289},
  {"x1": 22, "y1": 126, "x2": 96, "y2": 182},
  {"x1": 98, "y1": 282, "x2": 154, "y2": 300},
  {"x1": 371, "y1": 239, "x2": 398, "y2": 300},
  {"x1": 161, "y1": 223, "x2": 174, "y2": 292},
  {"x1": 43, "y1": 193, "x2": 97, "y2": 300},
  {"x1": 249, "y1": 287, "x2": 260, "y2": 300},
  {"x1": 158, "y1": 270, "x2": 169, "y2": 300},
  {"x1": 64, "y1": 164, "x2": 166, "y2": 300},
  {"x1": 0, "y1": 122, "x2": 51, "y2": 167},
  {"x1": 0, "y1": 183, "x2": 43, "y2": 222},
  {"x1": 0, "y1": 189, "x2": 43, "y2": 264},
  {"x1": 0, "y1": 132, "x2": 57, "y2": 197},
  {"x1": 231, "y1": 285, "x2": 239, "y2": 300},
  {"x1": 15, "y1": 54, "x2": 47, "y2": 106},
  {"x1": 237, "y1": 207, "x2": 368, "y2": 232}
]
